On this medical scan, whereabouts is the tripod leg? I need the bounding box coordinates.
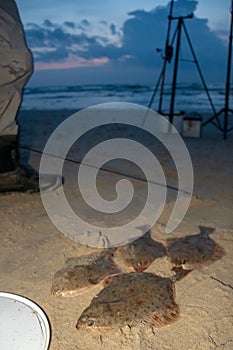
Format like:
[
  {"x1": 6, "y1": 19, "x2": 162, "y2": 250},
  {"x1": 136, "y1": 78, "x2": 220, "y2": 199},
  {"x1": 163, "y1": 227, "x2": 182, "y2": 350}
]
[
  {"x1": 148, "y1": 67, "x2": 164, "y2": 110},
  {"x1": 158, "y1": 0, "x2": 175, "y2": 113},
  {"x1": 223, "y1": 2, "x2": 233, "y2": 139},
  {"x1": 158, "y1": 56, "x2": 168, "y2": 113},
  {"x1": 202, "y1": 109, "x2": 224, "y2": 130},
  {"x1": 182, "y1": 22, "x2": 221, "y2": 129},
  {"x1": 142, "y1": 69, "x2": 164, "y2": 127},
  {"x1": 148, "y1": 13, "x2": 179, "y2": 115},
  {"x1": 169, "y1": 18, "x2": 182, "y2": 124}
]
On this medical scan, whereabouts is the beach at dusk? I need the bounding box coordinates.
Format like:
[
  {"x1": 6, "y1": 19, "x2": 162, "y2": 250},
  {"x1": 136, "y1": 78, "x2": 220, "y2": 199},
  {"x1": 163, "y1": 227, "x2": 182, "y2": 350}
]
[{"x1": 1, "y1": 1, "x2": 232, "y2": 349}]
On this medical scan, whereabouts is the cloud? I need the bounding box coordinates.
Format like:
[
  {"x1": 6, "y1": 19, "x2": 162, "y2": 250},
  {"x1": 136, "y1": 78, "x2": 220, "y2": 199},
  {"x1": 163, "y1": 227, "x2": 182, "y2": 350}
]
[
  {"x1": 110, "y1": 23, "x2": 117, "y2": 35},
  {"x1": 64, "y1": 21, "x2": 76, "y2": 29},
  {"x1": 81, "y1": 19, "x2": 91, "y2": 27},
  {"x1": 43, "y1": 19, "x2": 55, "y2": 28},
  {"x1": 25, "y1": 21, "x2": 111, "y2": 65},
  {"x1": 118, "y1": 0, "x2": 226, "y2": 70},
  {"x1": 24, "y1": 0, "x2": 227, "y2": 82},
  {"x1": 171, "y1": 0, "x2": 198, "y2": 16}
]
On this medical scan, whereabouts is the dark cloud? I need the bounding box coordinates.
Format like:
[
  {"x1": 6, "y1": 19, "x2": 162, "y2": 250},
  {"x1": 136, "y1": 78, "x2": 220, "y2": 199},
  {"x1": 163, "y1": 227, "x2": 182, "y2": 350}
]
[
  {"x1": 43, "y1": 19, "x2": 55, "y2": 28},
  {"x1": 25, "y1": 0, "x2": 227, "y2": 81},
  {"x1": 110, "y1": 23, "x2": 117, "y2": 35},
  {"x1": 78, "y1": 19, "x2": 91, "y2": 31},
  {"x1": 25, "y1": 26, "x2": 47, "y2": 47},
  {"x1": 37, "y1": 47, "x2": 69, "y2": 61},
  {"x1": 119, "y1": 0, "x2": 226, "y2": 70},
  {"x1": 81, "y1": 19, "x2": 90, "y2": 27},
  {"x1": 26, "y1": 22, "x2": 40, "y2": 29},
  {"x1": 64, "y1": 21, "x2": 76, "y2": 29},
  {"x1": 25, "y1": 21, "x2": 113, "y2": 63}
]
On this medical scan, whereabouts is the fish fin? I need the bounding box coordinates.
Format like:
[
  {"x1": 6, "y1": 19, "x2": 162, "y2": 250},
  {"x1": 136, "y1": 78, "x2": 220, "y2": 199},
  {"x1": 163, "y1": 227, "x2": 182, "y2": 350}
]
[
  {"x1": 182, "y1": 241, "x2": 225, "y2": 270},
  {"x1": 196, "y1": 241, "x2": 225, "y2": 269},
  {"x1": 144, "y1": 302, "x2": 180, "y2": 328},
  {"x1": 213, "y1": 242, "x2": 225, "y2": 260},
  {"x1": 198, "y1": 225, "x2": 215, "y2": 235}
]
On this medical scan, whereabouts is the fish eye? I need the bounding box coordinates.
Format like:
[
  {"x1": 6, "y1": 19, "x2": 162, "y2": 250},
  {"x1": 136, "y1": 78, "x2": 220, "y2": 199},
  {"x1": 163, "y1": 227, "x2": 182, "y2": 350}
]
[{"x1": 87, "y1": 319, "x2": 95, "y2": 327}]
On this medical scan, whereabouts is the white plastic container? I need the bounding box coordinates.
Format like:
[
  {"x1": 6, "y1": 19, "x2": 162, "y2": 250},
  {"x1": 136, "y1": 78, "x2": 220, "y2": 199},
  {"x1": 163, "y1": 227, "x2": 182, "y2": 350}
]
[
  {"x1": 0, "y1": 292, "x2": 51, "y2": 350},
  {"x1": 182, "y1": 116, "x2": 202, "y2": 138}
]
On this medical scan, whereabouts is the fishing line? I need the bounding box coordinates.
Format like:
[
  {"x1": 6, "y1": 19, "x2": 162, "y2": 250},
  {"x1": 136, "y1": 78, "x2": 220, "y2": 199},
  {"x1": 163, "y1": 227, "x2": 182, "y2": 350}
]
[{"x1": 19, "y1": 144, "x2": 191, "y2": 195}]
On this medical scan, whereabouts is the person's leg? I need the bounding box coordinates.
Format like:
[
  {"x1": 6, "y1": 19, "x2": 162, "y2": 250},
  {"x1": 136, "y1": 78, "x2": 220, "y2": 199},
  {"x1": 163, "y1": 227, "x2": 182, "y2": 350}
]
[
  {"x1": 0, "y1": 0, "x2": 33, "y2": 136},
  {"x1": 0, "y1": 1, "x2": 62, "y2": 192}
]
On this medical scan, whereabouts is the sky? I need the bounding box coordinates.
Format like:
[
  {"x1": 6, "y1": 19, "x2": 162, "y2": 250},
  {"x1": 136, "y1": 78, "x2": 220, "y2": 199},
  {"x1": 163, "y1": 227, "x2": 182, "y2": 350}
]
[{"x1": 16, "y1": 0, "x2": 231, "y2": 86}]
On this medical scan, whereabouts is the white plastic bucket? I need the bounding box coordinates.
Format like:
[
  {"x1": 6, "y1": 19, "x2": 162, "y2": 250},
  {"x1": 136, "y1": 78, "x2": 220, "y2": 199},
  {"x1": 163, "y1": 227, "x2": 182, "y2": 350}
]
[{"x1": 0, "y1": 292, "x2": 51, "y2": 350}]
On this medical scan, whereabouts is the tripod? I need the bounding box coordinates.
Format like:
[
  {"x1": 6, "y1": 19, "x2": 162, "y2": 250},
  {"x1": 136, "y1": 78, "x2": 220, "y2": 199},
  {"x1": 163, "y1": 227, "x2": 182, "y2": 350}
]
[
  {"x1": 147, "y1": 10, "x2": 216, "y2": 125},
  {"x1": 202, "y1": 1, "x2": 233, "y2": 139}
]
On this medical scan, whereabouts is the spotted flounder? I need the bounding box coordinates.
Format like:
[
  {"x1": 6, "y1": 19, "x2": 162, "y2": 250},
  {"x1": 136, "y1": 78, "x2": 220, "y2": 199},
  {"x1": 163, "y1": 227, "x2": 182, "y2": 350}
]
[
  {"x1": 76, "y1": 272, "x2": 179, "y2": 330},
  {"x1": 51, "y1": 250, "x2": 121, "y2": 297},
  {"x1": 166, "y1": 226, "x2": 225, "y2": 273},
  {"x1": 117, "y1": 231, "x2": 167, "y2": 272}
]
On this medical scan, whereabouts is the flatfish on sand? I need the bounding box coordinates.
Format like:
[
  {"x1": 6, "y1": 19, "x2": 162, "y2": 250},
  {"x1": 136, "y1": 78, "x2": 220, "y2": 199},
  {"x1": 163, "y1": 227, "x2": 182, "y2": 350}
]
[
  {"x1": 76, "y1": 272, "x2": 179, "y2": 330},
  {"x1": 166, "y1": 226, "x2": 225, "y2": 276},
  {"x1": 117, "y1": 232, "x2": 167, "y2": 272},
  {"x1": 51, "y1": 250, "x2": 121, "y2": 297}
]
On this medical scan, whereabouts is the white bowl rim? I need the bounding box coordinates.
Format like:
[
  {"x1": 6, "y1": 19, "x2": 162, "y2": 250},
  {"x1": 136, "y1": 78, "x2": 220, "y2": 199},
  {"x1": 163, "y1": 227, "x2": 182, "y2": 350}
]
[{"x1": 0, "y1": 291, "x2": 51, "y2": 350}]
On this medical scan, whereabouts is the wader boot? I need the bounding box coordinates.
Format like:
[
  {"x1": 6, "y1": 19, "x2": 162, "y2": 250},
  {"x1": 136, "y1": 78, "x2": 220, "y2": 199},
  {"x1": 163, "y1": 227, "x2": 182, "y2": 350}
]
[{"x1": 0, "y1": 135, "x2": 62, "y2": 193}]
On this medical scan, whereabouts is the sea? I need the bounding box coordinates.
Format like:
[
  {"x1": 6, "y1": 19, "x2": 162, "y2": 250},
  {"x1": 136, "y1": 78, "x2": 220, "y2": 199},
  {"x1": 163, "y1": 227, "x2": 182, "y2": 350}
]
[
  {"x1": 18, "y1": 82, "x2": 232, "y2": 176},
  {"x1": 21, "y1": 83, "x2": 229, "y2": 115}
]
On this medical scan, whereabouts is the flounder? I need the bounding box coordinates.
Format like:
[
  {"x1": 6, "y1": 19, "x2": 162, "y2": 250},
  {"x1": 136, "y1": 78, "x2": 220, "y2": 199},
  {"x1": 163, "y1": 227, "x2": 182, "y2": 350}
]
[
  {"x1": 166, "y1": 226, "x2": 225, "y2": 278},
  {"x1": 117, "y1": 231, "x2": 167, "y2": 272},
  {"x1": 76, "y1": 272, "x2": 179, "y2": 330},
  {"x1": 51, "y1": 250, "x2": 121, "y2": 297}
]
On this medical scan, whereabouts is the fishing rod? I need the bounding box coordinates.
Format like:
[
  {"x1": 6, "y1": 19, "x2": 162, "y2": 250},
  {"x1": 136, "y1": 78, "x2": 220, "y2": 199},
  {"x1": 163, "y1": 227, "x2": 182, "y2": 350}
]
[
  {"x1": 145, "y1": 0, "x2": 217, "y2": 126},
  {"x1": 146, "y1": 0, "x2": 175, "y2": 113},
  {"x1": 158, "y1": 0, "x2": 175, "y2": 113},
  {"x1": 141, "y1": 0, "x2": 174, "y2": 126}
]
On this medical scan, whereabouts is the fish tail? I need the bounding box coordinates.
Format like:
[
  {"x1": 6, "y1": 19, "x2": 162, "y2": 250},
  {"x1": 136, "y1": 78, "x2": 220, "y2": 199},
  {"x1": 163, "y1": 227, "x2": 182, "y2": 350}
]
[{"x1": 198, "y1": 225, "x2": 215, "y2": 235}]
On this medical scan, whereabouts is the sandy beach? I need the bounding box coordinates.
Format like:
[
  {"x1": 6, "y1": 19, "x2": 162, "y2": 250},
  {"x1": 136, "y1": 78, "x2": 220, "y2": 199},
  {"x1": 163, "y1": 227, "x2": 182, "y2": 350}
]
[{"x1": 0, "y1": 109, "x2": 233, "y2": 350}]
